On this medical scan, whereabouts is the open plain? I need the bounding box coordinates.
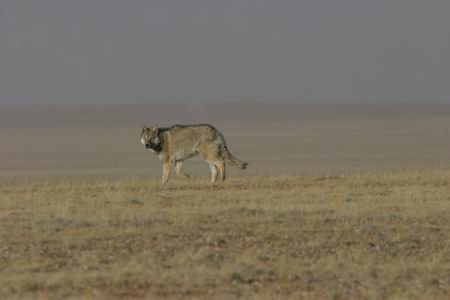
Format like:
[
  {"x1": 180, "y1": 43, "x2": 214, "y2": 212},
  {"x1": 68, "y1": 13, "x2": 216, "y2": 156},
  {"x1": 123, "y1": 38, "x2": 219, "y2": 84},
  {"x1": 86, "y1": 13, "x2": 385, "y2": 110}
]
[{"x1": 1, "y1": 103, "x2": 450, "y2": 299}]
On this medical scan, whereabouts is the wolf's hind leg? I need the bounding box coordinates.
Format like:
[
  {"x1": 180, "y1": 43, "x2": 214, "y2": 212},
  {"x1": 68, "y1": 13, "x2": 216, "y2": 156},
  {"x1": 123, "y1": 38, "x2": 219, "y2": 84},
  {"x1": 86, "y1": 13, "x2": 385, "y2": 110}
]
[
  {"x1": 175, "y1": 161, "x2": 190, "y2": 179},
  {"x1": 199, "y1": 144, "x2": 222, "y2": 183},
  {"x1": 208, "y1": 163, "x2": 218, "y2": 183},
  {"x1": 215, "y1": 160, "x2": 226, "y2": 182}
]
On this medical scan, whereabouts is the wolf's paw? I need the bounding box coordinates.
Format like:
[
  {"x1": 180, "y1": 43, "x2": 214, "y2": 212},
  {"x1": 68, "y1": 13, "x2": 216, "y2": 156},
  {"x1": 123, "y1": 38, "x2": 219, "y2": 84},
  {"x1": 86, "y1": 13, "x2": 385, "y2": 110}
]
[{"x1": 177, "y1": 173, "x2": 190, "y2": 179}]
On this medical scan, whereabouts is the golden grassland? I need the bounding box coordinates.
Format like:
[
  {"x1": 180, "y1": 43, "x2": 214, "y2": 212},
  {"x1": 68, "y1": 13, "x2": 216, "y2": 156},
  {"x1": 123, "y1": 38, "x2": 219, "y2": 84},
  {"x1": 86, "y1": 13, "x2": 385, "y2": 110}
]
[{"x1": 1, "y1": 170, "x2": 450, "y2": 299}]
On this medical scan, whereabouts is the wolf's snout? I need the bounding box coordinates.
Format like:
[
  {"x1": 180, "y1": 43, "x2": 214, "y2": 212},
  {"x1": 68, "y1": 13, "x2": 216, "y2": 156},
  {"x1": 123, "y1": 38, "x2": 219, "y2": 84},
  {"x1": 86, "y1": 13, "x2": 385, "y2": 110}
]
[{"x1": 145, "y1": 143, "x2": 151, "y2": 148}]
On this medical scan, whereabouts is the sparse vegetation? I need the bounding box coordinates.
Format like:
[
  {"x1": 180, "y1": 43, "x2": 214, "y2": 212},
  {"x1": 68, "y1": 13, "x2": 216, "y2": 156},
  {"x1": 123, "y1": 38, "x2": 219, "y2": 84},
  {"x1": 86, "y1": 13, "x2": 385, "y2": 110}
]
[{"x1": 1, "y1": 170, "x2": 450, "y2": 299}]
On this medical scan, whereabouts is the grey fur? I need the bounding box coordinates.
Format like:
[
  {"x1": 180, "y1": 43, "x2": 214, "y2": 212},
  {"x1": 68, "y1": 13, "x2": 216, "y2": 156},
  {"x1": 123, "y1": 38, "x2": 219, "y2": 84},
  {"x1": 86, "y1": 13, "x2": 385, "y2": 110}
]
[{"x1": 140, "y1": 124, "x2": 247, "y2": 184}]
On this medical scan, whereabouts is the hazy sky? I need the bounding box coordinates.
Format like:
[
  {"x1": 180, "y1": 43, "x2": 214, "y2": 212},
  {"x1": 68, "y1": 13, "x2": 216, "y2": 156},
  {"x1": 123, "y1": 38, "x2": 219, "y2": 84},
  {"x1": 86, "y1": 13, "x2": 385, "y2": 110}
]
[{"x1": 1, "y1": 0, "x2": 449, "y2": 104}]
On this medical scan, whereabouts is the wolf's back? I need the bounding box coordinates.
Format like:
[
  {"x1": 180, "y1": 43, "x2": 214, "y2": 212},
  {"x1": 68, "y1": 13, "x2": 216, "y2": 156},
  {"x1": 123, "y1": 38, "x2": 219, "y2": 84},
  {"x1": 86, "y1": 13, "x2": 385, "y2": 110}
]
[{"x1": 169, "y1": 124, "x2": 248, "y2": 169}]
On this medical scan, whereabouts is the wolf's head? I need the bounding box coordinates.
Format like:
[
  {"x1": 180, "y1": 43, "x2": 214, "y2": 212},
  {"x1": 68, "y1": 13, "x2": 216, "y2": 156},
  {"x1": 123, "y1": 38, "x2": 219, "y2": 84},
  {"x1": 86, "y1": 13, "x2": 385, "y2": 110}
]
[{"x1": 140, "y1": 125, "x2": 162, "y2": 153}]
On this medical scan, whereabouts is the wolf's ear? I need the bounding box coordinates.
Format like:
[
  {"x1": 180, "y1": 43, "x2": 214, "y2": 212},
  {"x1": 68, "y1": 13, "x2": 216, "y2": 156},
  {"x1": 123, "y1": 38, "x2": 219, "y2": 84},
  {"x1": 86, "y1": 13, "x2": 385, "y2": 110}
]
[{"x1": 151, "y1": 125, "x2": 159, "y2": 134}]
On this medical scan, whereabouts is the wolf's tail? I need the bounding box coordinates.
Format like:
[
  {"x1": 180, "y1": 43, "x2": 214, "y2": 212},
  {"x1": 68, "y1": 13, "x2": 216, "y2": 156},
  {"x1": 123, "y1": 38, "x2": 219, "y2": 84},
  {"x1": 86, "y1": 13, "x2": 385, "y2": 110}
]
[{"x1": 220, "y1": 145, "x2": 248, "y2": 169}]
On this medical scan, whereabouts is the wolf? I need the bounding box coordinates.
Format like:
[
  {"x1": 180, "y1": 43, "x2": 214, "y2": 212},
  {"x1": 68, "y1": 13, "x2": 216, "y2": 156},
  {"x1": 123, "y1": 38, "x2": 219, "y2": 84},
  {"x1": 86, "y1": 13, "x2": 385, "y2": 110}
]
[{"x1": 140, "y1": 124, "x2": 248, "y2": 184}]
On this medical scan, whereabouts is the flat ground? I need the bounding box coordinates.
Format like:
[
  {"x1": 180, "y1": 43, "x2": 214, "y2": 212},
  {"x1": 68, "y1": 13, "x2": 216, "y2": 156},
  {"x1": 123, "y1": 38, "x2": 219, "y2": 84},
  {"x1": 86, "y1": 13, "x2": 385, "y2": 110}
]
[
  {"x1": 1, "y1": 172, "x2": 450, "y2": 299},
  {"x1": 1, "y1": 103, "x2": 450, "y2": 299},
  {"x1": 2, "y1": 102, "x2": 450, "y2": 178}
]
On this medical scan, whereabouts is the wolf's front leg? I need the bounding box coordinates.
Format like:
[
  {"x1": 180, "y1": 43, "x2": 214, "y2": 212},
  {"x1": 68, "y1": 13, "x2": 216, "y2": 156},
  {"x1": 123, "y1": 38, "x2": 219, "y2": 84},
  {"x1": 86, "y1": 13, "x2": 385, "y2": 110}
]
[
  {"x1": 175, "y1": 161, "x2": 190, "y2": 179},
  {"x1": 161, "y1": 159, "x2": 171, "y2": 184}
]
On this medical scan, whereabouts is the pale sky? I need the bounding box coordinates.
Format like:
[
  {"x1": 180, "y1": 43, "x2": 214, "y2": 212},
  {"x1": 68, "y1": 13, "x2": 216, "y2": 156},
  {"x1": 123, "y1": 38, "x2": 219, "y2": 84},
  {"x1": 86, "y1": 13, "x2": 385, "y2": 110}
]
[{"x1": 0, "y1": 0, "x2": 449, "y2": 104}]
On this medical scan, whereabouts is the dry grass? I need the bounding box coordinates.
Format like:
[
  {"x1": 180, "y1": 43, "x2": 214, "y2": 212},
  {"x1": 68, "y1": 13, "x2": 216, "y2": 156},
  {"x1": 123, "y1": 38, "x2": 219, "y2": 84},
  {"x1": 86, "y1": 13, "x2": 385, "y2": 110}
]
[{"x1": 1, "y1": 170, "x2": 450, "y2": 299}]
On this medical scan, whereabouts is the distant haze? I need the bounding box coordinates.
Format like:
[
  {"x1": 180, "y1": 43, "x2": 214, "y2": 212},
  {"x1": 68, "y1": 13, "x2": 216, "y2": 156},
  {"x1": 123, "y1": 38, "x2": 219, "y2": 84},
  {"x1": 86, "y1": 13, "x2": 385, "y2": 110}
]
[{"x1": 1, "y1": 0, "x2": 449, "y2": 104}]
